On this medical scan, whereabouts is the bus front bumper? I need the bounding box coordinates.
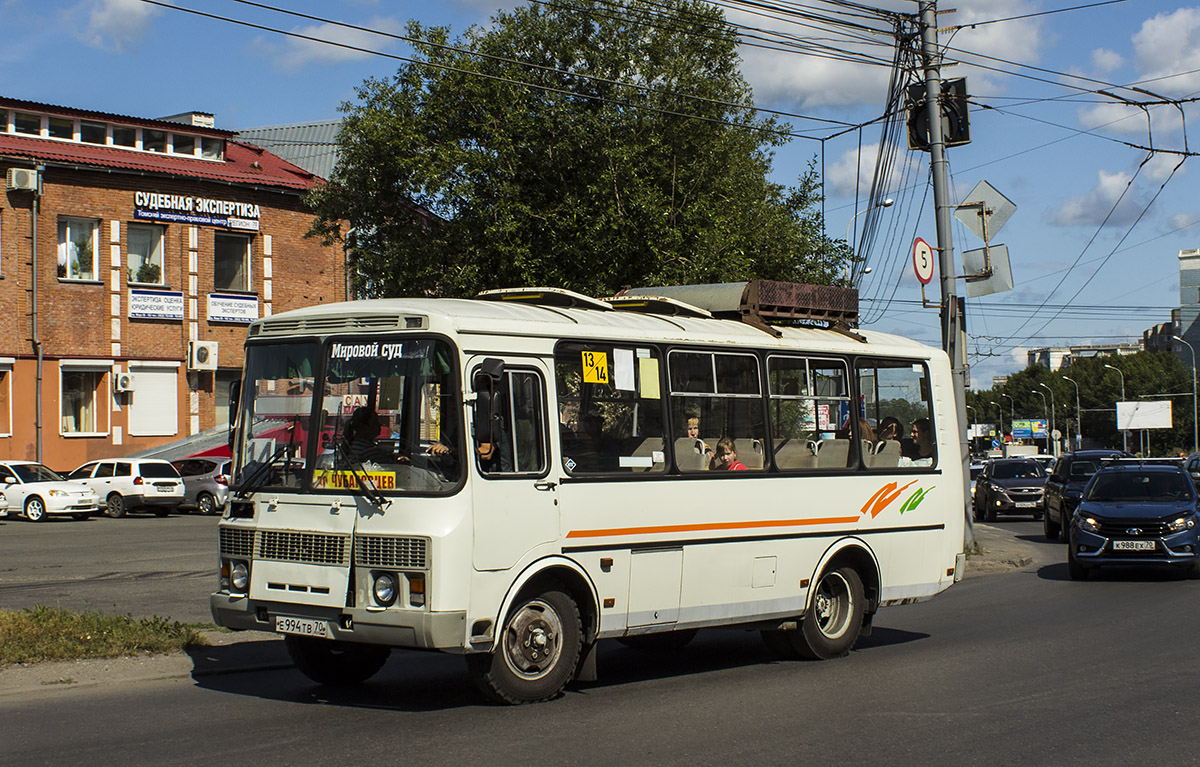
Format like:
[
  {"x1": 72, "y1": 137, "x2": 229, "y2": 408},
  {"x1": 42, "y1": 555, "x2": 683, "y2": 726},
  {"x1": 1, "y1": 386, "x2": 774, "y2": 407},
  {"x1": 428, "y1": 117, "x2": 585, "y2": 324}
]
[{"x1": 210, "y1": 593, "x2": 467, "y2": 651}]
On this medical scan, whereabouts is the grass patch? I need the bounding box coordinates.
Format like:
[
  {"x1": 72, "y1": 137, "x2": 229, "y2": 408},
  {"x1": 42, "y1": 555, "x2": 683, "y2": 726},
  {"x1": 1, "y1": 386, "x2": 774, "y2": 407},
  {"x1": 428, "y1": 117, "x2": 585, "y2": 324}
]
[{"x1": 0, "y1": 606, "x2": 209, "y2": 665}]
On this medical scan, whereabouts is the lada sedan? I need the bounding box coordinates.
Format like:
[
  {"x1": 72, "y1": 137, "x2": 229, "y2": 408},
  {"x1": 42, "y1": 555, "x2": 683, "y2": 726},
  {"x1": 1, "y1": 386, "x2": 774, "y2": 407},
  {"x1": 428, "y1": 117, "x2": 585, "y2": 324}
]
[
  {"x1": 0, "y1": 461, "x2": 100, "y2": 522},
  {"x1": 1068, "y1": 460, "x2": 1200, "y2": 580}
]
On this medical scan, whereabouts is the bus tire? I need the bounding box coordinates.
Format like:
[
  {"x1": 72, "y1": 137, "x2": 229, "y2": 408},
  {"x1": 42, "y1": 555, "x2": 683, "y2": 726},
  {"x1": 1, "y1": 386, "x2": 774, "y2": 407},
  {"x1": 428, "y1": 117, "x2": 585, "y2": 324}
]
[
  {"x1": 467, "y1": 588, "x2": 581, "y2": 705},
  {"x1": 617, "y1": 628, "x2": 698, "y2": 651},
  {"x1": 284, "y1": 635, "x2": 390, "y2": 686},
  {"x1": 796, "y1": 566, "x2": 865, "y2": 660}
]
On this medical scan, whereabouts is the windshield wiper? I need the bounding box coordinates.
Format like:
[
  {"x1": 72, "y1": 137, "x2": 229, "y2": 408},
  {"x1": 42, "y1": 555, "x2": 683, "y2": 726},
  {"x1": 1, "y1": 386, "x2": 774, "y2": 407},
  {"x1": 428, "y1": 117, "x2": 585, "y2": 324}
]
[
  {"x1": 231, "y1": 445, "x2": 293, "y2": 499},
  {"x1": 335, "y1": 443, "x2": 390, "y2": 512}
]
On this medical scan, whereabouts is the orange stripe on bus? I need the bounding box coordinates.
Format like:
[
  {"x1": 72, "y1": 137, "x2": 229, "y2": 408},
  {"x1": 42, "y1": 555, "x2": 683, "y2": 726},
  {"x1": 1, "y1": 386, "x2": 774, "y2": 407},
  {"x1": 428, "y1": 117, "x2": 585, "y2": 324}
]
[{"x1": 565, "y1": 516, "x2": 862, "y2": 539}]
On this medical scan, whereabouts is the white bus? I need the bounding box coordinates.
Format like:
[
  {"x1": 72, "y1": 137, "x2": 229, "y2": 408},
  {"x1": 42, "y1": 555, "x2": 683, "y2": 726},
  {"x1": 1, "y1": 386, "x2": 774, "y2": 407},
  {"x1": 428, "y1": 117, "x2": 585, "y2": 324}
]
[{"x1": 211, "y1": 282, "x2": 964, "y2": 704}]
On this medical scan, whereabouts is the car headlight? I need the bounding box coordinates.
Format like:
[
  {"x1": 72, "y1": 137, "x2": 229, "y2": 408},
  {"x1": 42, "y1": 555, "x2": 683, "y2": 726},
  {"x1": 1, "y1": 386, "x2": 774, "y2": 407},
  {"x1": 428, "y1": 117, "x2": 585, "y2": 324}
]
[
  {"x1": 1078, "y1": 515, "x2": 1102, "y2": 533},
  {"x1": 230, "y1": 561, "x2": 250, "y2": 592},
  {"x1": 1169, "y1": 516, "x2": 1196, "y2": 532},
  {"x1": 48, "y1": 489, "x2": 67, "y2": 497},
  {"x1": 373, "y1": 572, "x2": 398, "y2": 606}
]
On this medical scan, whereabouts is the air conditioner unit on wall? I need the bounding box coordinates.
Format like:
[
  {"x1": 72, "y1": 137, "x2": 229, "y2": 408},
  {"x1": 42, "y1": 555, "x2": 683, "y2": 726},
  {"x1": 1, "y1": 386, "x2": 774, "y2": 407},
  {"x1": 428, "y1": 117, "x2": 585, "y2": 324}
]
[
  {"x1": 189, "y1": 340, "x2": 218, "y2": 371},
  {"x1": 6, "y1": 167, "x2": 38, "y2": 191},
  {"x1": 114, "y1": 372, "x2": 136, "y2": 393}
]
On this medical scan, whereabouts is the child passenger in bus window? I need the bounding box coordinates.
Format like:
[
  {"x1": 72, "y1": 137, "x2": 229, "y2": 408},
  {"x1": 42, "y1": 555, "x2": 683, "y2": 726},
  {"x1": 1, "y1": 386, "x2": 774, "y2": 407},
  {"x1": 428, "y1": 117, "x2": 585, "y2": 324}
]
[
  {"x1": 686, "y1": 416, "x2": 713, "y2": 461},
  {"x1": 710, "y1": 437, "x2": 748, "y2": 471}
]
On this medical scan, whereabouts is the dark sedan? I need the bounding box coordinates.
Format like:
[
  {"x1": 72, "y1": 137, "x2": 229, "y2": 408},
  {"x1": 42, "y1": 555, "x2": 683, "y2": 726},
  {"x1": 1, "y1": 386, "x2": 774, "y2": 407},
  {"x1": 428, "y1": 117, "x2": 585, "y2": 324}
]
[
  {"x1": 1068, "y1": 460, "x2": 1200, "y2": 580},
  {"x1": 973, "y1": 458, "x2": 1046, "y2": 522},
  {"x1": 1043, "y1": 450, "x2": 1128, "y2": 542}
]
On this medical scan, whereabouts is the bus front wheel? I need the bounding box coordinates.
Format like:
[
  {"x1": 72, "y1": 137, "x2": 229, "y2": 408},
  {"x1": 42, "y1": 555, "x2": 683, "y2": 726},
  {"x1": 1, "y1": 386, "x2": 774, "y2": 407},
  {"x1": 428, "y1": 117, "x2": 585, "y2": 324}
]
[
  {"x1": 467, "y1": 588, "x2": 582, "y2": 705},
  {"x1": 284, "y1": 635, "x2": 390, "y2": 686}
]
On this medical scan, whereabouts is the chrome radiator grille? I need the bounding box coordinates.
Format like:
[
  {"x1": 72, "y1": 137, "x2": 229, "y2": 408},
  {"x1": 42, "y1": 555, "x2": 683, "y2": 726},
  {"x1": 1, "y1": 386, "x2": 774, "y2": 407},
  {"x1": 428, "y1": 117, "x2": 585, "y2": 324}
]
[
  {"x1": 355, "y1": 535, "x2": 430, "y2": 570},
  {"x1": 219, "y1": 527, "x2": 256, "y2": 558},
  {"x1": 257, "y1": 530, "x2": 350, "y2": 566}
]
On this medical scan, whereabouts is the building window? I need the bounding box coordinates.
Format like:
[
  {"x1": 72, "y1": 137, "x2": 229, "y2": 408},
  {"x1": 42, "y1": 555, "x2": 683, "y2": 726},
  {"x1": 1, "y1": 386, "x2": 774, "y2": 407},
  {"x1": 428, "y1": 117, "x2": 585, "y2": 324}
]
[
  {"x1": 214, "y1": 233, "x2": 251, "y2": 292},
  {"x1": 127, "y1": 224, "x2": 164, "y2": 284},
  {"x1": 112, "y1": 126, "x2": 136, "y2": 148},
  {"x1": 57, "y1": 217, "x2": 98, "y2": 280},
  {"x1": 0, "y1": 366, "x2": 11, "y2": 436},
  {"x1": 143, "y1": 129, "x2": 166, "y2": 153},
  {"x1": 48, "y1": 116, "x2": 73, "y2": 140},
  {"x1": 61, "y1": 369, "x2": 105, "y2": 435},
  {"x1": 80, "y1": 121, "x2": 106, "y2": 145},
  {"x1": 172, "y1": 134, "x2": 196, "y2": 155},
  {"x1": 13, "y1": 112, "x2": 39, "y2": 135},
  {"x1": 201, "y1": 137, "x2": 223, "y2": 160}
]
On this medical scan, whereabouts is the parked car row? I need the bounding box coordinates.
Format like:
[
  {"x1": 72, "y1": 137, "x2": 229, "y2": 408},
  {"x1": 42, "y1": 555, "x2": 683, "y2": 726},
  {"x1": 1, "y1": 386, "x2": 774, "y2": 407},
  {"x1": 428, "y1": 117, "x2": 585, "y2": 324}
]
[{"x1": 0, "y1": 456, "x2": 230, "y2": 522}]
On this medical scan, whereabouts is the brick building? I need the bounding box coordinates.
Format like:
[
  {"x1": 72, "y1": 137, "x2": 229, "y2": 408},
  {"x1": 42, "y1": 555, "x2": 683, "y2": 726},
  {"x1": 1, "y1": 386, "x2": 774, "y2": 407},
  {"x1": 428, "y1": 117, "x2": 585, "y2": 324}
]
[{"x1": 0, "y1": 96, "x2": 345, "y2": 469}]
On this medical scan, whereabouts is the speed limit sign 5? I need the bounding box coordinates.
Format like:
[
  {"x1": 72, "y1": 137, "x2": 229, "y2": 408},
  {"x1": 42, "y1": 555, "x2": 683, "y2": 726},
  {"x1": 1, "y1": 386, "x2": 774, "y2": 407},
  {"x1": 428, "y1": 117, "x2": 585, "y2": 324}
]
[{"x1": 912, "y1": 237, "x2": 935, "y2": 285}]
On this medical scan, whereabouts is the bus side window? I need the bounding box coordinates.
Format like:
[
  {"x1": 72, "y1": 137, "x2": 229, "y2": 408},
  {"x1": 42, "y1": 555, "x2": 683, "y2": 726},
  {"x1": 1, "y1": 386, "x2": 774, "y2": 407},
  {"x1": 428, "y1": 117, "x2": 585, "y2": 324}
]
[
  {"x1": 855, "y1": 359, "x2": 936, "y2": 470},
  {"x1": 767, "y1": 355, "x2": 852, "y2": 471},
  {"x1": 476, "y1": 368, "x2": 548, "y2": 478},
  {"x1": 668, "y1": 350, "x2": 765, "y2": 473}
]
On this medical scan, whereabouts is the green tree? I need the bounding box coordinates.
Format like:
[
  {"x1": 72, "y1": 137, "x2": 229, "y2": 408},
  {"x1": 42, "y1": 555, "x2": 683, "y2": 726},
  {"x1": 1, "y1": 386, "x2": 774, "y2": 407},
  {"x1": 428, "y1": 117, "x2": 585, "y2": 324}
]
[{"x1": 308, "y1": 0, "x2": 849, "y2": 298}]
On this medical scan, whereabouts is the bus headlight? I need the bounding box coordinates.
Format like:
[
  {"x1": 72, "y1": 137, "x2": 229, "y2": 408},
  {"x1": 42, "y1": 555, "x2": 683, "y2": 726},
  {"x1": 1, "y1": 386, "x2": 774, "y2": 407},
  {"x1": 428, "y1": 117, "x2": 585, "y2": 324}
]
[
  {"x1": 373, "y1": 573, "x2": 398, "y2": 606},
  {"x1": 230, "y1": 561, "x2": 250, "y2": 592}
]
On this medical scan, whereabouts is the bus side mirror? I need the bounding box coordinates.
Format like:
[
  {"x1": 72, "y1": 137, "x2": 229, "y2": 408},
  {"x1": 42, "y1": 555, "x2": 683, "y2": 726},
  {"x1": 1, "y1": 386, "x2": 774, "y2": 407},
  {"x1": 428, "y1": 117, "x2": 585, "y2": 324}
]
[
  {"x1": 228, "y1": 377, "x2": 241, "y2": 449},
  {"x1": 472, "y1": 359, "x2": 504, "y2": 460}
]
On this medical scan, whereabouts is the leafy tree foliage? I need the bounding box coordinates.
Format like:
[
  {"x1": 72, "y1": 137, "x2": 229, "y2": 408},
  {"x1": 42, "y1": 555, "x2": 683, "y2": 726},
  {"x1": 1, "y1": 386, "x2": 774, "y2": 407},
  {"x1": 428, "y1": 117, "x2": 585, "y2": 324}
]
[
  {"x1": 307, "y1": 0, "x2": 849, "y2": 298},
  {"x1": 967, "y1": 352, "x2": 1195, "y2": 456}
]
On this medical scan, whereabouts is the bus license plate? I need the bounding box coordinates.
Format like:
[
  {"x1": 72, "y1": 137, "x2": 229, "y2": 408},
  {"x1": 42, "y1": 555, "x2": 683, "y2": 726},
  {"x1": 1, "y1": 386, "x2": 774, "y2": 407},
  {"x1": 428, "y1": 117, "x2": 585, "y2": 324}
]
[
  {"x1": 275, "y1": 616, "x2": 331, "y2": 638},
  {"x1": 1112, "y1": 540, "x2": 1155, "y2": 552}
]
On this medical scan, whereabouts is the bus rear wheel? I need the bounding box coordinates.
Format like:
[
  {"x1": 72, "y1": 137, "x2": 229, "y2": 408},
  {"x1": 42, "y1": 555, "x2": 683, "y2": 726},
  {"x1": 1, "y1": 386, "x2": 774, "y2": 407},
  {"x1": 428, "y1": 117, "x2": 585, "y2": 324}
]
[
  {"x1": 284, "y1": 635, "x2": 390, "y2": 686},
  {"x1": 467, "y1": 588, "x2": 581, "y2": 705},
  {"x1": 762, "y1": 566, "x2": 865, "y2": 661}
]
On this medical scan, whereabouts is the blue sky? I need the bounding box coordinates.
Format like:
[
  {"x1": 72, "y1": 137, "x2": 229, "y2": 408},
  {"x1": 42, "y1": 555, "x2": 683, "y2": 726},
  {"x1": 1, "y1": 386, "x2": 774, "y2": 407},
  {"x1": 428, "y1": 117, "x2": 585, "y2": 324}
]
[{"x1": 3, "y1": 0, "x2": 1198, "y2": 388}]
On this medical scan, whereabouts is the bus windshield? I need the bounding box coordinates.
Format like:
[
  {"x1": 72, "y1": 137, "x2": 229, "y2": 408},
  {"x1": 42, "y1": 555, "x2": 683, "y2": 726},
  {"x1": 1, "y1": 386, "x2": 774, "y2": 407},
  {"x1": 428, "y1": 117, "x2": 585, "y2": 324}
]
[{"x1": 236, "y1": 337, "x2": 463, "y2": 494}]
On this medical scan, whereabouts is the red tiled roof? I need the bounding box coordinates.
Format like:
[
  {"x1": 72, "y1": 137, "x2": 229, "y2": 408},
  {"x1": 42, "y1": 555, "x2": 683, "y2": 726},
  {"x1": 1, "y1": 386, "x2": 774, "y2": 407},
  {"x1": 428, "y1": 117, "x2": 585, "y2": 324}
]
[{"x1": 0, "y1": 133, "x2": 321, "y2": 191}]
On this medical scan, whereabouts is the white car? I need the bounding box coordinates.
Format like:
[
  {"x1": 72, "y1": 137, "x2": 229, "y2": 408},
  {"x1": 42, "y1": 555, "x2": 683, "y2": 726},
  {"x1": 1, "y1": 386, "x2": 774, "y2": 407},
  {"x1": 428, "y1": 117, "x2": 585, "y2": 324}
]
[
  {"x1": 0, "y1": 461, "x2": 99, "y2": 522},
  {"x1": 67, "y1": 458, "x2": 185, "y2": 518}
]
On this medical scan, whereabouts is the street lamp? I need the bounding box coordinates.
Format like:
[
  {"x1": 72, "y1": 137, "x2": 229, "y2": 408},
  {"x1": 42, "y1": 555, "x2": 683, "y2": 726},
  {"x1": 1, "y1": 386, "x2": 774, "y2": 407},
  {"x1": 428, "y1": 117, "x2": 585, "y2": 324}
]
[
  {"x1": 1031, "y1": 389, "x2": 1049, "y2": 453},
  {"x1": 1103, "y1": 363, "x2": 1127, "y2": 453},
  {"x1": 1062, "y1": 375, "x2": 1081, "y2": 451},
  {"x1": 844, "y1": 197, "x2": 894, "y2": 284},
  {"x1": 1039, "y1": 382, "x2": 1057, "y2": 456},
  {"x1": 1001, "y1": 392, "x2": 1015, "y2": 426},
  {"x1": 1173, "y1": 335, "x2": 1199, "y2": 455}
]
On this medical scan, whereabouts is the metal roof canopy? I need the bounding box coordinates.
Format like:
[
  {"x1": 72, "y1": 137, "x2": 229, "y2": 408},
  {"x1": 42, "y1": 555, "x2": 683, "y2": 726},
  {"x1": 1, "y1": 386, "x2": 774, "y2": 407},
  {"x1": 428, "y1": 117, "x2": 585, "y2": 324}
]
[
  {"x1": 475, "y1": 287, "x2": 612, "y2": 311},
  {"x1": 619, "y1": 280, "x2": 858, "y2": 337}
]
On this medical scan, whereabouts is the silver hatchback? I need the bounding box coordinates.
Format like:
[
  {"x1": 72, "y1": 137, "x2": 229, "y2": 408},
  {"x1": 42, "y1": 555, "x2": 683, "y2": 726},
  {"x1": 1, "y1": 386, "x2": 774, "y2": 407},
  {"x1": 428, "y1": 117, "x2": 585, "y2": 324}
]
[{"x1": 171, "y1": 458, "x2": 231, "y2": 515}]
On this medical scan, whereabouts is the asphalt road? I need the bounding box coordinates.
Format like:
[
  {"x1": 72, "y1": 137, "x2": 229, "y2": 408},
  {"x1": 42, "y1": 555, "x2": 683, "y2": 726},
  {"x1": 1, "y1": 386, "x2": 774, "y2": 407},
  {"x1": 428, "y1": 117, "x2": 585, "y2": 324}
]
[{"x1": 4, "y1": 516, "x2": 1200, "y2": 765}]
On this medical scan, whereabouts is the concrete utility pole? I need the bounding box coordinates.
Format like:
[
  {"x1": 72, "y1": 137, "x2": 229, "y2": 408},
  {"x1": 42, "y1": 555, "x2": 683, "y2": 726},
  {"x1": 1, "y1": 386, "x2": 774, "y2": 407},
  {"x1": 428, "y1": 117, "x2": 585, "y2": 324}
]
[{"x1": 918, "y1": 1, "x2": 972, "y2": 547}]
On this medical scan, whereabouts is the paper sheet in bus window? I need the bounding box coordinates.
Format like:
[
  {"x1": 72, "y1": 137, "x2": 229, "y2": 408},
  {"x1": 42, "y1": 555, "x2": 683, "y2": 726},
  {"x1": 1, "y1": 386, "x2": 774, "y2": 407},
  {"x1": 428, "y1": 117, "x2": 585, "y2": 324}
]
[
  {"x1": 614, "y1": 348, "x2": 635, "y2": 391},
  {"x1": 638, "y1": 358, "x2": 660, "y2": 399}
]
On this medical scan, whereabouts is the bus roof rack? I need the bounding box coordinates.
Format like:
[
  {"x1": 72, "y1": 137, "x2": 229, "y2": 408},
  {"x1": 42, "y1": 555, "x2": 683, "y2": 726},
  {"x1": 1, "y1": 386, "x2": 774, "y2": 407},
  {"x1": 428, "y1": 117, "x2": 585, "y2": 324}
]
[
  {"x1": 475, "y1": 287, "x2": 613, "y2": 311},
  {"x1": 616, "y1": 280, "x2": 858, "y2": 337}
]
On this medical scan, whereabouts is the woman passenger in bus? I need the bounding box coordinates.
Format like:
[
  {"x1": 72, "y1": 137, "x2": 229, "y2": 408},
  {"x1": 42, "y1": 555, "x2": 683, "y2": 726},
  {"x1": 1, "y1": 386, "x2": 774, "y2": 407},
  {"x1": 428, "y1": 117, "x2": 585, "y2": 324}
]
[
  {"x1": 901, "y1": 418, "x2": 935, "y2": 464},
  {"x1": 710, "y1": 437, "x2": 748, "y2": 471}
]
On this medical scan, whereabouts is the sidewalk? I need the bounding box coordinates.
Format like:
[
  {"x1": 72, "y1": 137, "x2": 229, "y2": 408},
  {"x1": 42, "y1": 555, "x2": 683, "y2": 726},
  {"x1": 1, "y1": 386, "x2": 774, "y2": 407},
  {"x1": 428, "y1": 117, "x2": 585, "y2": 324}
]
[{"x1": 0, "y1": 527, "x2": 1045, "y2": 695}]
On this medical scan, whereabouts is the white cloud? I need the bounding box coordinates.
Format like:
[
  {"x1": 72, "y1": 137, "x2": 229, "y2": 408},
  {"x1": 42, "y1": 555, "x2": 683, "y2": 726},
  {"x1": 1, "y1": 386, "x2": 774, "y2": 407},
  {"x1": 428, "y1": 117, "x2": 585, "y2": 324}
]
[
  {"x1": 732, "y1": 0, "x2": 1047, "y2": 111},
  {"x1": 1051, "y1": 169, "x2": 1147, "y2": 227},
  {"x1": 826, "y1": 141, "x2": 917, "y2": 198},
  {"x1": 273, "y1": 18, "x2": 405, "y2": 73},
  {"x1": 71, "y1": 0, "x2": 159, "y2": 53},
  {"x1": 1145, "y1": 152, "x2": 1186, "y2": 183},
  {"x1": 1170, "y1": 212, "x2": 1200, "y2": 231},
  {"x1": 1131, "y1": 7, "x2": 1200, "y2": 96},
  {"x1": 1091, "y1": 48, "x2": 1124, "y2": 73}
]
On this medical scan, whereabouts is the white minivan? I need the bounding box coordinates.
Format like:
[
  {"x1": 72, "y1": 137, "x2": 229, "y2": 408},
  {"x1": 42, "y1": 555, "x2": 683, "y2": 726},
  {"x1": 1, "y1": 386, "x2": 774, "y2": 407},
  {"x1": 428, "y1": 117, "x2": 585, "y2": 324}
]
[{"x1": 67, "y1": 458, "x2": 185, "y2": 518}]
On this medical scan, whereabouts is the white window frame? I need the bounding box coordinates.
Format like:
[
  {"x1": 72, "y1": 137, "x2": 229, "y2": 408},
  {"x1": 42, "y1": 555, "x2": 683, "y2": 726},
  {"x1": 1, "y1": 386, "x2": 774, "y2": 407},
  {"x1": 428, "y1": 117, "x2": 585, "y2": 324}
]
[
  {"x1": 0, "y1": 358, "x2": 13, "y2": 437},
  {"x1": 214, "y1": 232, "x2": 252, "y2": 292},
  {"x1": 127, "y1": 223, "x2": 166, "y2": 285},
  {"x1": 58, "y1": 217, "x2": 100, "y2": 281},
  {"x1": 127, "y1": 361, "x2": 181, "y2": 438},
  {"x1": 59, "y1": 361, "x2": 111, "y2": 438}
]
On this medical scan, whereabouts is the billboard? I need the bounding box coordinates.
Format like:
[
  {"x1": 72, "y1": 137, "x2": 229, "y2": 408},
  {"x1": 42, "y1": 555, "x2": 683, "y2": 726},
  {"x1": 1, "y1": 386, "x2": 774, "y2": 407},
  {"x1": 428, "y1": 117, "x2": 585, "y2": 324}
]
[
  {"x1": 1117, "y1": 401, "x2": 1172, "y2": 430},
  {"x1": 1011, "y1": 419, "x2": 1047, "y2": 440}
]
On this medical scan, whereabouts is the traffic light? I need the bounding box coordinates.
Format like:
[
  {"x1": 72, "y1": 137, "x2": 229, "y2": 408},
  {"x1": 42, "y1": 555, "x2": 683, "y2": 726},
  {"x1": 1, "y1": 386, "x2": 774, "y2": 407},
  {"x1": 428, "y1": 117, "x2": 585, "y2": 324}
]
[{"x1": 906, "y1": 78, "x2": 970, "y2": 151}]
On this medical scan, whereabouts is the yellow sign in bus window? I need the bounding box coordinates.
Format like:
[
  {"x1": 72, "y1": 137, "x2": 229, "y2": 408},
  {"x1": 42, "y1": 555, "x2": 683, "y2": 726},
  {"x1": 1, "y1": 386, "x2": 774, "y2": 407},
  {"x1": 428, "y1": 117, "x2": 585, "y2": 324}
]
[{"x1": 581, "y1": 350, "x2": 609, "y2": 384}]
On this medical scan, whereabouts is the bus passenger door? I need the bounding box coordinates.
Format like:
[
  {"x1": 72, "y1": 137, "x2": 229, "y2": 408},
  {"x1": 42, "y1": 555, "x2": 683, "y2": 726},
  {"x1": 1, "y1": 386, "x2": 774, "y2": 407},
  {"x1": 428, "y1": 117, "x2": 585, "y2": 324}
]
[{"x1": 470, "y1": 359, "x2": 560, "y2": 571}]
